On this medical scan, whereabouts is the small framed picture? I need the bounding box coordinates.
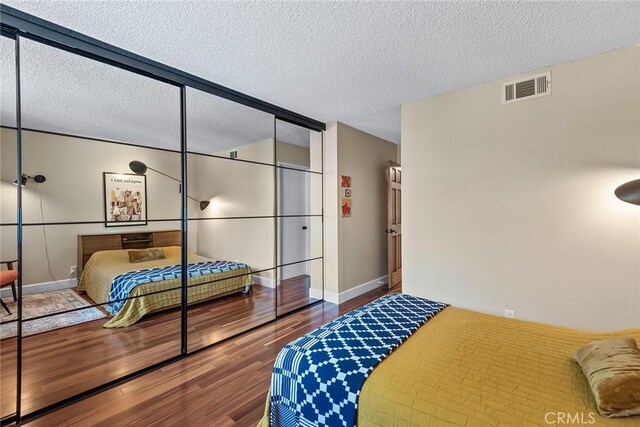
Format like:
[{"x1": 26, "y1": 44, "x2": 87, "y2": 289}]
[
  {"x1": 341, "y1": 175, "x2": 351, "y2": 188},
  {"x1": 344, "y1": 189, "x2": 351, "y2": 197},
  {"x1": 341, "y1": 198, "x2": 351, "y2": 217},
  {"x1": 103, "y1": 172, "x2": 147, "y2": 227}
]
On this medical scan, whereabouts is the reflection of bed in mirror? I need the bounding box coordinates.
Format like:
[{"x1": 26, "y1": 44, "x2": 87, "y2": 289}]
[{"x1": 76, "y1": 230, "x2": 252, "y2": 328}]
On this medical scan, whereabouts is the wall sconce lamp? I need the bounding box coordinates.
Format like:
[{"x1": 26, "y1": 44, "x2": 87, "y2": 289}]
[
  {"x1": 13, "y1": 174, "x2": 46, "y2": 187},
  {"x1": 128, "y1": 160, "x2": 210, "y2": 211},
  {"x1": 615, "y1": 179, "x2": 640, "y2": 206}
]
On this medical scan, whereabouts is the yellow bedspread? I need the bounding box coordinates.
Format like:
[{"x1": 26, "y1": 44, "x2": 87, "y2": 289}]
[
  {"x1": 259, "y1": 306, "x2": 640, "y2": 426},
  {"x1": 78, "y1": 246, "x2": 252, "y2": 328}
]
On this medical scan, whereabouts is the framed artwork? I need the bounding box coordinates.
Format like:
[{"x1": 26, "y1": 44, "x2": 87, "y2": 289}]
[
  {"x1": 103, "y1": 172, "x2": 147, "y2": 227},
  {"x1": 341, "y1": 198, "x2": 351, "y2": 217},
  {"x1": 344, "y1": 189, "x2": 352, "y2": 197},
  {"x1": 341, "y1": 175, "x2": 351, "y2": 188}
]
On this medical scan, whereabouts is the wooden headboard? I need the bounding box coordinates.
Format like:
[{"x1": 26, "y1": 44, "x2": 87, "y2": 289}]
[{"x1": 77, "y1": 230, "x2": 181, "y2": 275}]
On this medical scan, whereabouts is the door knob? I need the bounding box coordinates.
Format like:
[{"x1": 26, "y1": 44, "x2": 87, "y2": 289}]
[
  {"x1": 384, "y1": 228, "x2": 397, "y2": 234},
  {"x1": 302, "y1": 226, "x2": 308, "y2": 230}
]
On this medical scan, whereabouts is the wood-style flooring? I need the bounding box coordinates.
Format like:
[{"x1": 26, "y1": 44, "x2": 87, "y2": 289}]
[
  {"x1": 20, "y1": 284, "x2": 398, "y2": 426},
  {"x1": 275, "y1": 275, "x2": 321, "y2": 316},
  {"x1": 0, "y1": 277, "x2": 321, "y2": 419}
]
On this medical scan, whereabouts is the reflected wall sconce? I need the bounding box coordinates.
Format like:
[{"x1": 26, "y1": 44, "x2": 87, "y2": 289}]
[
  {"x1": 13, "y1": 173, "x2": 46, "y2": 187},
  {"x1": 128, "y1": 160, "x2": 210, "y2": 211},
  {"x1": 615, "y1": 179, "x2": 640, "y2": 206}
]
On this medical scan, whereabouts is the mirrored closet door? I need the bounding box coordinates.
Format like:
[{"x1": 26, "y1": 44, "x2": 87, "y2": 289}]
[
  {"x1": 186, "y1": 87, "x2": 277, "y2": 352},
  {"x1": 1, "y1": 7, "x2": 325, "y2": 421},
  {"x1": 18, "y1": 37, "x2": 183, "y2": 414},
  {"x1": 275, "y1": 120, "x2": 323, "y2": 316}
]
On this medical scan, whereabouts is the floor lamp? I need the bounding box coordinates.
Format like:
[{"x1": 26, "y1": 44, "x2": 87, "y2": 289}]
[{"x1": 128, "y1": 160, "x2": 210, "y2": 211}]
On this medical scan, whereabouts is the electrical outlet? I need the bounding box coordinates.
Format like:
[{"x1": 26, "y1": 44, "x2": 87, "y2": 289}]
[
  {"x1": 504, "y1": 309, "x2": 515, "y2": 319},
  {"x1": 70, "y1": 265, "x2": 77, "y2": 278}
]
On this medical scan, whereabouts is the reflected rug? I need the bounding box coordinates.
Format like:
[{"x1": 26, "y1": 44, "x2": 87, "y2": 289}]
[{"x1": 0, "y1": 288, "x2": 106, "y2": 339}]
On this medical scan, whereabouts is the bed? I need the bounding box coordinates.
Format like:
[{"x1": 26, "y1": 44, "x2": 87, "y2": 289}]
[
  {"x1": 77, "y1": 232, "x2": 252, "y2": 328},
  {"x1": 259, "y1": 294, "x2": 640, "y2": 426}
]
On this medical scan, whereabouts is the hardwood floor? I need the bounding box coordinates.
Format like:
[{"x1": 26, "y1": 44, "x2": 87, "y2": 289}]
[
  {"x1": 22, "y1": 284, "x2": 398, "y2": 426},
  {"x1": 276, "y1": 275, "x2": 321, "y2": 316},
  {"x1": 0, "y1": 277, "x2": 318, "y2": 418}
]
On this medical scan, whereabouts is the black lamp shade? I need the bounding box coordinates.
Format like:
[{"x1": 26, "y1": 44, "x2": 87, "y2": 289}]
[
  {"x1": 615, "y1": 179, "x2": 640, "y2": 206},
  {"x1": 13, "y1": 174, "x2": 45, "y2": 186},
  {"x1": 129, "y1": 160, "x2": 148, "y2": 175},
  {"x1": 199, "y1": 200, "x2": 210, "y2": 211}
]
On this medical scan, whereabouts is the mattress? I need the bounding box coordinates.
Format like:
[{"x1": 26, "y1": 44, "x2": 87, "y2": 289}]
[
  {"x1": 260, "y1": 306, "x2": 640, "y2": 426},
  {"x1": 77, "y1": 246, "x2": 252, "y2": 328}
]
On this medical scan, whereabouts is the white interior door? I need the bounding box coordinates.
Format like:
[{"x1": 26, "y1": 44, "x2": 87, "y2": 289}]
[{"x1": 279, "y1": 165, "x2": 310, "y2": 280}]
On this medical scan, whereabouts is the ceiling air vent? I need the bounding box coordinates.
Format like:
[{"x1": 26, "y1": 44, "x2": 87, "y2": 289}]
[
  {"x1": 502, "y1": 71, "x2": 551, "y2": 104},
  {"x1": 229, "y1": 150, "x2": 238, "y2": 159}
]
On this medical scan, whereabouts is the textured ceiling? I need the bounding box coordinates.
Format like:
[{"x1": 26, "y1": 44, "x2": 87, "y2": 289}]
[{"x1": 1, "y1": 0, "x2": 639, "y2": 148}]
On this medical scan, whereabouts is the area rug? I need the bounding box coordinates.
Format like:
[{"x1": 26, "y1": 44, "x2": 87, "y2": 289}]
[{"x1": 0, "y1": 288, "x2": 106, "y2": 339}]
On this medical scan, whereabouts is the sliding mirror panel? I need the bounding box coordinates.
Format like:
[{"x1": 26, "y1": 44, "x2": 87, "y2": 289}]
[
  {"x1": 186, "y1": 87, "x2": 276, "y2": 351},
  {"x1": 18, "y1": 38, "x2": 183, "y2": 414},
  {"x1": 276, "y1": 120, "x2": 323, "y2": 316},
  {"x1": 0, "y1": 34, "x2": 18, "y2": 421}
]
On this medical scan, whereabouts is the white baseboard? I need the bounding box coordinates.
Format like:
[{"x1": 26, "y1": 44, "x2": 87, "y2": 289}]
[
  {"x1": 0, "y1": 278, "x2": 77, "y2": 298},
  {"x1": 253, "y1": 275, "x2": 276, "y2": 289},
  {"x1": 324, "y1": 275, "x2": 388, "y2": 305}
]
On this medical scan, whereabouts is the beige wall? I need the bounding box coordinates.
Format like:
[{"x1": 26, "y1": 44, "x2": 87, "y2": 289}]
[
  {"x1": 191, "y1": 153, "x2": 275, "y2": 277},
  {"x1": 401, "y1": 46, "x2": 640, "y2": 330},
  {"x1": 213, "y1": 138, "x2": 273, "y2": 164},
  {"x1": 277, "y1": 141, "x2": 311, "y2": 168},
  {"x1": 0, "y1": 128, "x2": 197, "y2": 286},
  {"x1": 325, "y1": 122, "x2": 398, "y2": 302},
  {"x1": 214, "y1": 137, "x2": 312, "y2": 168},
  {"x1": 0, "y1": 127, "x2": 319, "y2": 289},
  {"x1": 195, "y1": 135, "x2": 321, "y2": 286}
]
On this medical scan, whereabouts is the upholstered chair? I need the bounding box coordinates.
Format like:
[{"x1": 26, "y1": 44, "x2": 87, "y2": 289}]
[{"x1": 0, "y1": 259, "x2": 18, "y2": 314}]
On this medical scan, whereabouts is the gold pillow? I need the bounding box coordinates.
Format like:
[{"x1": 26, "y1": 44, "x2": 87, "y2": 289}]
[
  {"x1": 573, "y1": 337, "x2": 640, "y2": 418},
  {"x1": 128, "y1": 248, "x2": 165, "y2": 263}
]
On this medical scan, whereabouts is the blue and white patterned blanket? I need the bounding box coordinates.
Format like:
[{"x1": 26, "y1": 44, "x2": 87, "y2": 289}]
[
  {"x1": 106, "y1": 260, "x2": 248, "y2": 315},
  {"x1": 269, "y1": 293, "x2": 448, "y2": 427}
]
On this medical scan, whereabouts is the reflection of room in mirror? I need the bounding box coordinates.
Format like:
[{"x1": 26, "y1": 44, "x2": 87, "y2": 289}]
[
  {"x1": 186, "y1": 86, "x2": 274, "y2": 163},
  {"x1": 17, "y1": 38, "x2": 181, "y2": 151},
  {"x1": 276, "y1": 258, "x2": 323, "y2": 317},
  {"x1": 1, "y1": 8, "x2": 324, "y2": 423},
  {"x1": 276, "y1": 119, "x2": 323, "y2": 173}
]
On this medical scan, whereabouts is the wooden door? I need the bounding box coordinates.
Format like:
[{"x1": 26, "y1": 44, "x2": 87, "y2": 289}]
[{"x1": 386, "y1": 161, "x2": 402, "y2": 289}]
